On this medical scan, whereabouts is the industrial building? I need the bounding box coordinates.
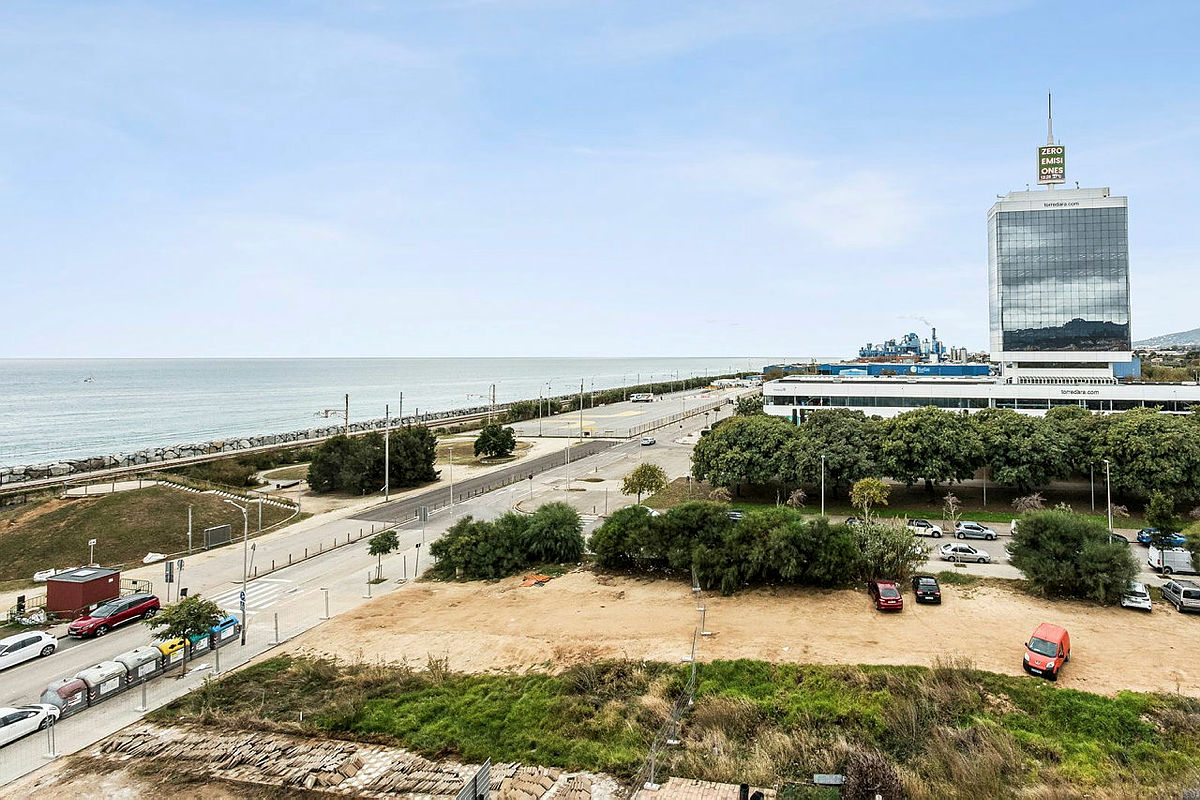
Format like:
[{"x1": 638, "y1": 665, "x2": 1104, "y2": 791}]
[{"x1": 765, "y1": 108, "x2": 1200, "y2": 421}]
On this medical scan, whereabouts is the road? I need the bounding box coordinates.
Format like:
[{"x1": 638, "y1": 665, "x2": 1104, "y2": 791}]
[{"x1": 509, "y1": 387, "x2": 746, "y2": 438}]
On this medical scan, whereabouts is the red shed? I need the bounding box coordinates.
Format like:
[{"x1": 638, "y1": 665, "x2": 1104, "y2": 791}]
[{"x1": 45, "y1": 567, "x2": 121, "y2": 619}]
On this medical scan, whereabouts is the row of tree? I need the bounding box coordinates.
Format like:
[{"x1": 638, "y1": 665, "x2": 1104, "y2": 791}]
[
  {"x1": 307, "y1": 428, "x2": 438, "y2": 495},
  {"x1": 428, "y1": 502, "x2": 585, "y2": 580},
  {"x1": 589, "y1": 502, "x2": 927, "y2": 595},
  {"x1": 693, "y1": 405, "x2": 1200, "y2": 502}
]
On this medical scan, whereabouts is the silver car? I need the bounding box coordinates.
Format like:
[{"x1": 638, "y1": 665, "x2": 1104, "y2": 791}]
[
  {"x1": 955, "y1": 521, "x2": 997, "y2": 540},
  {"x1": 939, "y1": 542, "x2": 990, "y2": 563}
]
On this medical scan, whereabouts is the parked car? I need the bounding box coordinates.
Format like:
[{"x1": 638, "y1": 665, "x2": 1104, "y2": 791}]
[
  {"x1": 911, "y1": 574, "x2": 942, "y2": 604},
  {"x1": 906, "y1": 519, "x2": 943, "y2": 538},
  {"x1": 1107, "y1": 532, "x2": 1131, "y2": 544},
  {"x1": 1137, "y1": 528, "x2": 1187, "y2": 547},
  {"x1": 1120, "y1": 581, "x2": 1152, "y2": 612},
  {"x1": 0, "y1": 631, "x2": 58, "y2": 671},
  {"x1": 867, "y1": 580, "x2": 904, "y2": 612},
  {"x1": 955, "y1": 521, "x2": 997, "y2": 540},
  {"x1": 845, "y1": 516, "x2": 864, "y2": 526},
  {"x1": 1023, "y1": 623, "x2": 1071, "y2": 681},
  {"x1": 633, "y1": 505, "x2": 662, "y2": 517},
  {"x1": 640, "y1": 436, "x2": 656, "y2": 446},
  {"x1": 1149, "y1": 546, "x2": 1199, "y2": 576},
  {"x1": 0, "y1": 705, "x2": 59, "y2": 747},
  {"x1": 939, "y1": 542, "x2": 990, "y2": 563},
  {"x1": 1160, "y1": 579, "x2": 1200, "y2": 613},
  {"x1": 67, "y1": 593, "x2": 160, "y2": 638},
  {"x1": 725, "y1": 510, "x2": 744, "y2": 522}
]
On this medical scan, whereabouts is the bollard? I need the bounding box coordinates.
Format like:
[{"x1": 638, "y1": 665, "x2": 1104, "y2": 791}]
[
  {"x1": 269, "y1": 612, "x2": 279, "y2": 645},
  {"x1": 135, "y1": 681, "x2": 148, "y2": 712},
  {"x1": 289, "y1": 553, "x2": 293, "y2": 565},
  {"x1": 364, "y1": 572, "x2": 372, "y2": 598},
  {"x1": 304, "y1": 548, "x2": 307, "y2": 559},
  {"x1": 253, "y1": 566, "x2": 257, "y2": 578},
  {"x1": 214, "y1": 643, "x2": 221, "y2": 675},
  {"x1": 272, "y1": 559, "x2": 275, "y2": 571},
  {"x1": 45, "y1": 721, "x2": 57, "y2": 759},
  {"x1": 404, "y1": 555, "x2": 408, "y2": 580}
]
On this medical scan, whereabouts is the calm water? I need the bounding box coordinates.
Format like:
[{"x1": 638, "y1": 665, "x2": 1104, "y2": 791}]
[{"x1": 0, "y1": 357, "x2": 810, "y2": 465}]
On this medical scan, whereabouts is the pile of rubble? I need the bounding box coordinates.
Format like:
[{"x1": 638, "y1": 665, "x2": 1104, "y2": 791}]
[{"x1": 95, "y1": 724, "x2": 620, "y2": 799}]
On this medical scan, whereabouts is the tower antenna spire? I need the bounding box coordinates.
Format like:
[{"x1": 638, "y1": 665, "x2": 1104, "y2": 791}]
[{"x1": 1047, "y1": 92, "x2": 1054, "y2": 145}]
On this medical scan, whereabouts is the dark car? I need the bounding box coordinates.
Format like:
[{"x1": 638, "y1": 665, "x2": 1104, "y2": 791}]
[
  {"x1": 67, "y1": 593, "x2": 160, "y2": 638},
  {"x1": 911, "y1": 574, "x2": 942, "y2": 604},
  {"x1": 845, "y1": 516, "x2": 864, "y2": 526},
  {"x1": 867, "y1": 580, "x2": 903, "y2": 612}
]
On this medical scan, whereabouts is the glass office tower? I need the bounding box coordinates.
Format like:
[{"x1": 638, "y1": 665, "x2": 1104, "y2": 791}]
[{"x1": 988, "y1": 187, "x2": 1131, "y2": 366}]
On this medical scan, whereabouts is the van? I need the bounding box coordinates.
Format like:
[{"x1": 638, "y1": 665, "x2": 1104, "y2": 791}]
[
  {"x1": 1161, "y1": 579, "x2": 1200, "y2": 614},
  {"x1": 1148, "y1": 546, "x2": 1198, "y2": 576},
  {"x1": 1023, "y1": 623, "x2": 1070, "y2": 681}
]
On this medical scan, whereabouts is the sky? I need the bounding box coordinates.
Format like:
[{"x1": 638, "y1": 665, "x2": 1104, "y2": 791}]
[{"x1": 2, "y1": 0, "x2": 1199, "y2": 358}]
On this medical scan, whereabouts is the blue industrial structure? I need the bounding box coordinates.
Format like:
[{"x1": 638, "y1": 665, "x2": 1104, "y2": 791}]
[{"x1": 820, "y1": 363, "x2": 991, "y2": 377}]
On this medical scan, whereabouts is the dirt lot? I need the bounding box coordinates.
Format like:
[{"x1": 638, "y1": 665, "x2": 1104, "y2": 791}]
[{"x1": 288, "y1": 569, "x2": 1200, "y2": 698}]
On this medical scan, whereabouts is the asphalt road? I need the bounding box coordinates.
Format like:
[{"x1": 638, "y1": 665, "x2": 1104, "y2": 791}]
[
  {"x1": 509, "y1": 387, "x2": 746, "y2": 438},
  {"x1": 350, "y1": 439, "x2": 616, "y2": 524}
]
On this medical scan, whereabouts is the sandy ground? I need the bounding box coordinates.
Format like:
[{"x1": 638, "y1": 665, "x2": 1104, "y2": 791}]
[{"x1": 287, "y1": 569, "x2": 1200, "y2": 698}]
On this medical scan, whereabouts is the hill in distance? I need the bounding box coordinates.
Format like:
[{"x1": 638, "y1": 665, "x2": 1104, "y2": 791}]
[{"x1": 1134, "y1": 327, "x2": 1200, "y2": 349}]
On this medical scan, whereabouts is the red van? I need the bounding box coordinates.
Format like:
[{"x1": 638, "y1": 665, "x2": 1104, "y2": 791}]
[{"x1": 1023, "y1": 623, "x2": 1070, "y2": 681}]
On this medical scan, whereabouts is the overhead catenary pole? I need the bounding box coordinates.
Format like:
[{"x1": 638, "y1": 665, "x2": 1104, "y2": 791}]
[
  {"x1": 579, "y1": 379, "x2": 584, "y2": 439},
  {"x1": 344, "y1": 393, "x2": 350, "y2": 436},
  {"x1": 821, "y1": 454, "x2": 826, "y2": 517},
  {"x1": 384, "y1": 403, "x2": 390, "y2": 501},
  {"x1": 1104, "y1": 458, "x2": 1113, "y2": 542}
]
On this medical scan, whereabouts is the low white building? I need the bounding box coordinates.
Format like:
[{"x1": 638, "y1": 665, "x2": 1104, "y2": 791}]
[{"x1": 763, "y1": 374, "x2": 1200, "y2": 420}]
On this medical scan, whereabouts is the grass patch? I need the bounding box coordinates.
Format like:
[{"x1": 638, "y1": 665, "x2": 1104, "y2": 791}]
[
  {"x1": 156, "y1": 654, "x2": 1200, "y2": 797},
  {"x1": 263, "y1": 464, "x2": 310, "y2": 481},
  {"x1": 436, "y1": 441, "x2": 532, "y2": 466},
  {"x1": 0, "y1": 487, "x2": 295, "y2": 580},
  {"x1": 644, "y1": 477, "x2": 712, "y2": 508},
  {"x1": 935, "y1": 570, "x2": 979, "y2": 586}
]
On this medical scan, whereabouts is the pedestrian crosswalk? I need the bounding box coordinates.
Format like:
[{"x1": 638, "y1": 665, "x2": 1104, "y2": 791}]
[{"x1": 210, "y1": 578, "x2": 293, "y2": 615}]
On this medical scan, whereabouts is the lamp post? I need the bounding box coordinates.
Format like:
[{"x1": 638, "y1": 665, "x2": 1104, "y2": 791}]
[
  {"x1": 223, "y1": 499, "x2": 249, "y2": 646},
  {"x1": 820, "y1": 454, "x2": 826, "y2": 517},
  {"x1": 1103, "y1": 458, "x2": 1113, "y2": 542}
]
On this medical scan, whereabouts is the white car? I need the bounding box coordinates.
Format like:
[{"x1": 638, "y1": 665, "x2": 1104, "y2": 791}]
[
  {"x1": 640, "y1": 437, "x2": 656, "y2": 446},
  {"x1": 939, "y1": 542, "x2": 990, "y2": 563},
  {"x1": 0, "y1": 631, "x2": 57, "y2": 671},
  {"x1": 0, "y1": 705, "x2": 59, "y2": 747},
  {"x1": 1120, "y1": 581, "x2": 1153, "y2": 612},
  {"x1": 906, "y1": 519, "x2": 943, "y2": 538}
]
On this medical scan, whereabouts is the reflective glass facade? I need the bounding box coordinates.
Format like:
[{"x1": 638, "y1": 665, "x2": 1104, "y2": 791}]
[{"x1": 989, "y1": 203, "x2": 1130, "y2": 353}]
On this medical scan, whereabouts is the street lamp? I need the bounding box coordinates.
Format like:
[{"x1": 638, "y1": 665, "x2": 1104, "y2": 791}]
[
  {"x1": 1103, "y1": 458, "x2": 1113, "y2": 541},
  {"x1": 223, "y1": 499, "x2": 250, "y2": 646},
  {"x1": 820, "y1": 454, "x2": 826, "y2": 517}
]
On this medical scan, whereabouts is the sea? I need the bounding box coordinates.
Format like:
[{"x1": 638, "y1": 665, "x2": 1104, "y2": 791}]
[{"x1": 0, "y1": 357, "x2": 818, "y2": 466}]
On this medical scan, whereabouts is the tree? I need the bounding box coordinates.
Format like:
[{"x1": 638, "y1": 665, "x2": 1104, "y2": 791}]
[
  {"x1": 474, "y1": 423, "x2": 517, "y2": 459},
  {"x1": 785, "y1": 488, "x2": 807, "y2": 508},
  {"x1": 506, "y1": 400, "x2": 540, "y2": 423},
  {"x1": 1044, "y1": 405, "x2": 1097, "y2": 477},
  {"x1": 367, "y1": 529, "x2": 399, "y2": 578},
  {"x1": 691, "y1": 415, "x2": 799, "y2": 492},
  {"x1": 782, "y1": 409, "x2": 880, "y2": 497},
  {"x1": 144, "y1": 595, "x2": 223, "y2": 672},
  {"x1": 1094, "y1": 408, "x2": 1200, "y2": 501},
  {"x1": 428, "y1": 513, "x2": 529, "y2": 580},
  {"x1": 735, "y1": 395, "x2": 764, "y2": 416},
  {"x1": 1006, "y1": 510, "x2": 1137, "y2": 604},
  {"x1": 942, "y1": 493, "x2": 963, "y2": 528},
  {"x1": 972, "y1": 408, "x2": 1069, "y2": 492},
  {"x1": 879, "y1": 407, "x2": 983, "y2": 497},
  {"x1": 850, "y1": 477, "x2": 890, "y2": 522},
  {"x1": 522, "y1": 502, "x2": 585, "y2": 563},
  {"x1": 589, "y1": 505, "x2": 654, "y2": 569},
  {"x1": 307, "y1": 427, "x2": 438, "y2": 494},
  {"x1": 851, "y1": 522, "x2": 928, "y2": 584},
  {"x1": 708, "y1": 487, "x2": 731, "y2": 502},
  {"x1": 621, "y1": 463, "x2": 668, "y2": 503}
]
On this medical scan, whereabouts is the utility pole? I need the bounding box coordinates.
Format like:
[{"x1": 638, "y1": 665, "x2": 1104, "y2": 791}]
[
  {"x1": 344, "y1": 393, "x2": 349, "y2": 436},
  {"x1": 579, "y1": 379, "x2": 584, "y2": 439},
  {"x1": 384, "y1": 403, "x2": 390, "y2": 501},
  {"x1": 821, "y1": 454, "x2": 826, "y2": 517},
  {"x1": 187, "y1": 505, "x2": 193, "y2": 554},
  {"x1": 490, "y1": 383, "x2": 496, "y2": 422},
  {"x1": 1104, "y1": 458, "x2": 1113, "y2": 541},
  {"x1": 399, "y1": 391, "x2": 404, "y2": 426},
  {"x1": 223, "y1": 499, "x2": 249, "y2": 646},
  {"x1": 449, "y1": 442, "x2": 455, "y2": 515}
]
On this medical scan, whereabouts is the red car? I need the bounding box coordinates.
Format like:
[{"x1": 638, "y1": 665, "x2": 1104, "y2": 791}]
[
  {"x1": 67, "y1": 593, "x2": 160, "y2": 637},
  {"x1": 867, "y1": 580, "x2": 903, "y2": 612}
]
